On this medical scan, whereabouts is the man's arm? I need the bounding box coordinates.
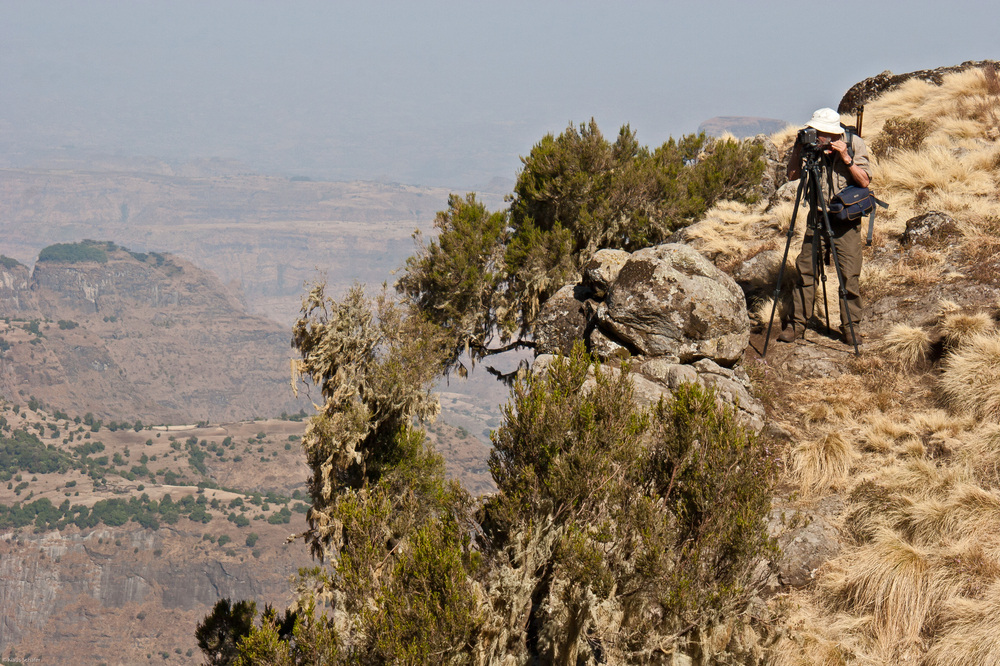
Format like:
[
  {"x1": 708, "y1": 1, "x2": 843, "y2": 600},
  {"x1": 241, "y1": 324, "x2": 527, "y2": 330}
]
[{"x1": 830, "y1": 138, "x2": 871, "y2": 187}]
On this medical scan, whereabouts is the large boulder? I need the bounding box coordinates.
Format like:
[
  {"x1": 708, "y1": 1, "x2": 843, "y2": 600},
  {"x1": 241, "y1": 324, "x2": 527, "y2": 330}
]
[{"x1": 598, "y1": 243, "x2": 751, "y2": 365}]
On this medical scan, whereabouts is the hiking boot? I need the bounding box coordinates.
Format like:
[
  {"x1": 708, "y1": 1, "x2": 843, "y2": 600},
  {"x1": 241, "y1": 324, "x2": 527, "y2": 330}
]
[
  {"x1": 841, "y1": 327, "x2": 864, "y2": 346},
  {"x1": 777, "y1": 324, "x2": 804, "y2": 343}
]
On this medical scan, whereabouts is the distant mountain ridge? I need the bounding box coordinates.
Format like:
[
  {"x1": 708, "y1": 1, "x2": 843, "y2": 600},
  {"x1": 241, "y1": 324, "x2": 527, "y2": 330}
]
[
  {"x1": 698, "y1": 115, "x2": 789, "y2": 138},
  {"x1": 0, "y1": 241, "x2": 305, "y2": 423}
]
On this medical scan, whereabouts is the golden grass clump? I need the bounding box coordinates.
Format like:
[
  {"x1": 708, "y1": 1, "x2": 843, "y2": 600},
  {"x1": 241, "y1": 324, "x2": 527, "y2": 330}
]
[
  {"x1": 800, "y1": 396, "x2": 853, "y2": 426},
  {"x1": 843, "y1": 480, "x2": 909, "y2": 545},
  {"x1": 679, "y1": 200, "x2": 775, "y2": 264},
  {"x1": 935, "y1": 299, "x2": 962, "y2": 319},
  {"x1": 792, "y1": 432, "x2": 858, "y2": 494},
  {"x1": 940, "y1": 311, "x2": 994, "y2": 348},
  {"x1": 938, "y1": 332, "x2": 1000, "y2": 419},
  {"x1": 898, "y1": 483, "x2": 1000, "y2": 545},
  {"x1": 823, "y1": 530, "x2": 930, "y2": 647},
  {"x1": 879, "y1": 323, "x2": 931, "y2": 370},
  {"x1": 962, "y1": 423, "x2": 1000, "y2": 488},
  {"x1": 874, "y1": 458, "x2": 965, "y2": 501},
  {"x1": 879, "y1": 146, "x2": 995, "y2": 198},
  {"x1": 769, "y1": 609, "x2": 865, "y2": 666},
  {"x1": 907, "y1": 408, "x2": 972, "y2": 438},
  {"x1": 923, "y1": 581, "x2": 1000, "y2": 666},
  {"x1": 858, "y1": 412, "x2": 912, "y2": 453}
]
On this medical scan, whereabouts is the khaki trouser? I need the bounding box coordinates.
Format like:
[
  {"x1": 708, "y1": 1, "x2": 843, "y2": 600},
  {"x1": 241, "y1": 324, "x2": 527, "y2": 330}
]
[{"x1": 791, "y1": 220, "x2": 863, "y2": 330}]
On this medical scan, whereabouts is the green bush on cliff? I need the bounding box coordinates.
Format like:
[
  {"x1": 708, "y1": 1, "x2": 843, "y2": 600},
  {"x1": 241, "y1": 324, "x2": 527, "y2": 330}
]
[
  {"x1": 397, "y1": 120, "x2": 765, "y2": 373},
  {"x1": 486, "y1": 346, "x2": 777, "y2": 655},
  {"x1": 205, "y1": 336, "x2": 775, "y2": 663},
  {"x1": 37, "y1": 241, "x2": 109, "y2": 264},
  {"x1": 0, "y1": 255, "x2": 23, "y2": 269},
  {"x1": 198, "y1": 118, "x2": 774, "y2": 663}
]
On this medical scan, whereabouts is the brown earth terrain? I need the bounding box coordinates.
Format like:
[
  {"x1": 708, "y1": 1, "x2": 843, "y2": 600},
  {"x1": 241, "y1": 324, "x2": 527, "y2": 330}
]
[
  {"x1": 0, "y1": 399, "x2": 494, "y2": 664},
  {"x1": 0, "y1": 245, "x2": 307, "y2": 424}
]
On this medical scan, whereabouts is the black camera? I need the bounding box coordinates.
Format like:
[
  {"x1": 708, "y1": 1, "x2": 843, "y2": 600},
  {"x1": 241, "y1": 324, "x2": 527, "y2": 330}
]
[{"x1": 797, "y1": 127, "x2": 820, "y2": 151}]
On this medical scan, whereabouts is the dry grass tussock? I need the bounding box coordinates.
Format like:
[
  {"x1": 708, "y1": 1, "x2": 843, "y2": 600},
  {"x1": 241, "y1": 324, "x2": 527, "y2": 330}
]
[
  {"x1": 939, "y1": 311, "x2": 994, "y2": 348},
  {"x1": 873, "y1": 146, "x2": 997, "y2": 226},
  {"x1": 859, "y1": 67, "x2": 1000, "y2": 227},
  {"x1": 863, "y1": 68, "x2": 999, "y2": 141},
  {"x1": 898, "y1": 483, "x2": 1000, "y2": 545},
  {"x1": 878, "y1": 323, "x2": 930, "y2": 369},
  {"x1": 938, "y1": 332, "x2": 1000, "y2": 420},
  {"x1": 923, "y1": 581, "x2": 1000, "y2": 666},
  {"x1": 680, "y1": 200, "x2": 780, "y2": 264},
  {"x1": 860, "y1": 248, "x2": 949, "y2": 301},
  {"x1": 822, "y1": 530, "x2": 930, "y2": 649},
  {"x1": 769, "y1": 597, "x2": 871, "y2": 666},
  {"x1": 961, "y1": 424, "x2": 1000, "y2": 488},
  {"x1": 792, "y1": 432, "x2": 858, "y2": 494}
]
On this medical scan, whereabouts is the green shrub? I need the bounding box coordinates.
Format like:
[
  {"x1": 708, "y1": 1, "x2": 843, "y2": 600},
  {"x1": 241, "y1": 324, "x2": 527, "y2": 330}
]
[
  {"x1": 38, "y1": 241, "x2": 109, "y2": 264},
  {"x1": 870, "y1": 116, "x2": 931, "y2": 158},
  {"x1": 0, "y1": 255, "x2": 23, "y2": 269},
  {"x1": 487, "y1": 345, "x2": 777, "y2": 652},
  {"x1": 398, "y1": 122, "x2": 765, "y2": 373}
]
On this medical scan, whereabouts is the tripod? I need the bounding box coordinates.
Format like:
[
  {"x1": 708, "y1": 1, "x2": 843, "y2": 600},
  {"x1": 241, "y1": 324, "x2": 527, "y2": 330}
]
[{"x1": 762, "y1": 149, "x2": 861, "y2": 357}]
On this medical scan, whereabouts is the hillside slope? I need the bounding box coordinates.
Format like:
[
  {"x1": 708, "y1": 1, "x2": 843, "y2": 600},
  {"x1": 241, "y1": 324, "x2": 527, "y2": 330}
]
[
  {"x1": 683, "y1": 61, "x2": 1000, "y2": 664},
  {"x1": 0, "y1": 242, "x2": 306, "y2": 423}
]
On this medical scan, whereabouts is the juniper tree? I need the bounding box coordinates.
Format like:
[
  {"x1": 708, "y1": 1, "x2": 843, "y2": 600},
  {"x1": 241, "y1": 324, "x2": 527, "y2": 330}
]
[{"x1": 398, "y1": 120, "x2": 765, "y2": 374}]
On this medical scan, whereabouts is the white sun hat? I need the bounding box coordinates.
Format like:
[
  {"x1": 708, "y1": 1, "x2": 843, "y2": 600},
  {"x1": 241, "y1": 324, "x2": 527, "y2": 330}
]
[{"x1": 805, "y1": 108, "x2": 844, "y2": 134}]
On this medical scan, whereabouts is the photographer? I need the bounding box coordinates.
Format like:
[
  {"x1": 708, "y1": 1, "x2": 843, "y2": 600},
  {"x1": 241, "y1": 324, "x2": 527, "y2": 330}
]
[{"x1": 778, "y1": 108, "x2": 872, "y2": 345}]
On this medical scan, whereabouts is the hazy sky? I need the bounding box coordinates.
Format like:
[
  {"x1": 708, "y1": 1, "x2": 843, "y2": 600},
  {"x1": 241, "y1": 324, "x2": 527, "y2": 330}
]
[{"x1": 2, "y1": 1, "x2": 998, "y2": 188}]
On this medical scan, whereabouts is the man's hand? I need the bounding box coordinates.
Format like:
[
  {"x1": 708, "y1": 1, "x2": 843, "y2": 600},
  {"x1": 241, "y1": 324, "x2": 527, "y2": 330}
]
[{"x1": 826, "y1": 139, "x2": 852, "y2": 164}]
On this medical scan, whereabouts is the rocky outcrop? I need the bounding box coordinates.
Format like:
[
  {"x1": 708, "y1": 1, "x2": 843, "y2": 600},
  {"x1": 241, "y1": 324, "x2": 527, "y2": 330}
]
[
  {"x1": 750, "y1": 134, "x2": 784, "y2": 203},
  {"x1": 581, "y1": 248, "x2": 629, "y2": 298},
  {"x1": 0, "y1": 261, "x2": 36, "y2": 315},
  {"x1": 532, "y1": 242, "x2": 762, "y2": 428},
  {"x1": 533, "y1": 285, "x2": 592, "y2": 356},
  {"x1": 32, "y1": 253, "x2": 243, "y2": 317},
  {"x1": 535, "y1": 354, "x2": 765, "y2": 431},
  {"x1": 899, "y1": 211, "x2": 961, "y2": 248},
  {"x1": 599, "y1": 244, "x2": 750, "y2": 365},
  {"x1": 0, "y1": 525, "x2": 311, "y2": 660},
  {"x1": 0, "y1": 245, "x2": 307, "y2": 423},
  {"x1": 838, "y1": 60, "x2": 1000, "y2": 115}
]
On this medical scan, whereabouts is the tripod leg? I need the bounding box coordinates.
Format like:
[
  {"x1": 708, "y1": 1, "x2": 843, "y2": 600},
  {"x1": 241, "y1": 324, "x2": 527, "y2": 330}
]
[{"x1": 762, "y1": 176, "x2": 807, "y2": 357}]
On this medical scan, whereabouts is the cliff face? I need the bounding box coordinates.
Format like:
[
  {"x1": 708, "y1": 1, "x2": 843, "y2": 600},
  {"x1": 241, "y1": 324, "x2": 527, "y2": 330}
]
[
  {"x1": 0, "y1": 525, "x2": 311, "y2": 664},
  {"x1": 0, "y1": 246, "x2": 306, "y2": 423},
  {"x1": 30, "y1": 251, "x2": 244, "y2": 317},
  {"x1": 0, "y1": 262, "x2": 36, "y2": 315}
]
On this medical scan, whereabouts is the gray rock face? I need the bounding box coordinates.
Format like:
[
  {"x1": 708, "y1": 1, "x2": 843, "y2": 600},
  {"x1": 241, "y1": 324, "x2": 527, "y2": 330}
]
[
  {"x1": 0, "y1": 263, "x2": 37, "y2": 314},
  {"x1": 535, "y1": 354, "x2": 765, "y2": 432},
  {"x1": 600, "y1": 244, "x2": 750, "y2": 365},
  {"x1": 582, "y1": 249, "x2": 630, "y2": 299},
  {"x1": 750, "y1": 135, "x2": 783, "y2": 203},
  {"x1": 900, "y1": 211, "x2": 960, "y2": 248},
  {"x1": 774, "y1": 512, "x2": 842, "y2": 588},
  {"x1": 533, "y1": 284, "x2": 592, "y2": 356},
  {"x1": 0, "y1": 527, "x2": 307, "y2": 655},
  {"x1": 732, "y1": 249, "x2": 784, "y2": 297},
  {"x1": 587, "y1": 323, "x2": 630, "y2": 361}
]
